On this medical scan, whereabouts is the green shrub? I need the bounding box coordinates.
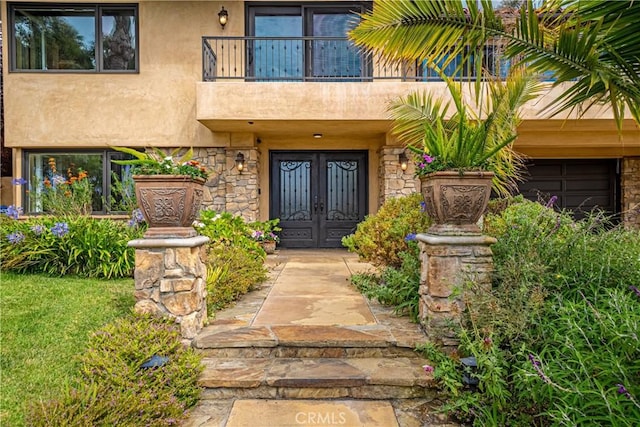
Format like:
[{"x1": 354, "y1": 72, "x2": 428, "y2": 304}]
[
  {"x1": 342, "y1": 193, "x2": 431, "y2": 267},
  {"x1": 1, "y1": 215, "x2": 143, "y2": 278},
  {"x1": 37, "y1": 165, "x2": 95, "y2": 216},
  {"x1": 351, "y1": 243, "x2": 422, "y2": 322},
  {"x1": 196, "y1": 209, "x2": 268, "y2": 312},
  {"x1": 206, "y1": 244, "x2": 268, "y2": 311},
  {"x1": 417, "y1": 197, "x2": 640, "y2": 426},
  {"x1": 519, "y1": 287, "x2": 640, "y2": 426},
  {"x1": 27, "y1": 314, "x2": 202, "y2": 426}
]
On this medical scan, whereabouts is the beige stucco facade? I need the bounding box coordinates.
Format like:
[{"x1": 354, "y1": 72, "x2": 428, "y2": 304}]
[{"x1": 2, "y1": 0, "x2": 639, "y2": 229}]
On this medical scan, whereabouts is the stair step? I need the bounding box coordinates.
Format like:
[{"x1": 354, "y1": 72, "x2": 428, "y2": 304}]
[
  {"x1": 198, "y1": 357, "x2": 436, "y2": 400},
  {"x1": 185, "y1": 398, "x2": 452, "y2": 427},
  {"x1": 192, "y1": 324, "x2": 427, "y2": 358}
]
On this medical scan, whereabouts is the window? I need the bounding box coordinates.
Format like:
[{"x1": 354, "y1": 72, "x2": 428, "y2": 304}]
[
  {"x1": 10, "y1": 3, "x2": 138, "y2": 72},
  {"x1": 23, "y1": 150, "x2": 134, "y2": 214},
  {"x1": 247, "y1": 3, "x2": 368, "y2": 81}
]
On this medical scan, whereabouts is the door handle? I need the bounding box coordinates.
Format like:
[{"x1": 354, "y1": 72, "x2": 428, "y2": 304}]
[{"x1": 319, "y1": 200, "x2": 324, "y2": 213}]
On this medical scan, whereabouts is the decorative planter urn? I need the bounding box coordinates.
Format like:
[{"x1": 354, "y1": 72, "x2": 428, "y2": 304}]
[
  {"x1": 133, "y1": 175, "x2": 205, "y2": 238},
  {"x1": 420, "y1": 171, "x2": 494, "y2": 235}
]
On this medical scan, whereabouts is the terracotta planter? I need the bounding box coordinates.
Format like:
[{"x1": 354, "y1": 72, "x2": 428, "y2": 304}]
[
  {"x1": 133, "y1": 175, "x2": 205, "y2": 238},
  {"x1": 420, "y1": 171, "x2": 494, "y2": 235},
  {"x1": 261, "y1": 240, "x2": 277, "y2": 254}
]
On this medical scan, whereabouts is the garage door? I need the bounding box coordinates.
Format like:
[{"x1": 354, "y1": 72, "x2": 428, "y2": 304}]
[{"x1": 518, "y1": 159, "x2": 619, "y2": 218}]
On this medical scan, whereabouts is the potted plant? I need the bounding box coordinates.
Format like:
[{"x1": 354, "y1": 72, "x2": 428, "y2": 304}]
[
  {"x1": 249, "y1": 218, "x2": 282, "y2": 254},
  {"x1": 390, "y1": 70, "x2": 541, "y2": 235},
  {"x1": 111, "y1": 147, "x2": 209, "y2": 238}
]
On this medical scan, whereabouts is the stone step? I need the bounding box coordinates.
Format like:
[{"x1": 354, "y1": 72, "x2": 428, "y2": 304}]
[
  {"x1": 192, "y1": 324, "x2": 426, "y2": 359},
  {"x1": 184, "y1": 398, "x2": 456, "y2": 427},
  {"x1": 198, "y1": 357, "x2": 436, "y2": 400}
]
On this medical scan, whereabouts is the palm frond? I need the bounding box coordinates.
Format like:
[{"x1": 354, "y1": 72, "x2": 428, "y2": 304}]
[{"x1": 350, "y1": 0, "x2": 640, "y2": 129}]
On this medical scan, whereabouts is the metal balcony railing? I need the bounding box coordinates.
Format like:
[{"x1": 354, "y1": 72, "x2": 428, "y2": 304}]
[{"x1": 202, "y1": 36, "x2": 513, "y2": 82}]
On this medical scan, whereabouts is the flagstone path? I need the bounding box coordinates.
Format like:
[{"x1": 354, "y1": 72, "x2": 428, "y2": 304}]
[{"x1": 183, "y1": 249, "x2": 458, "y2": 427}]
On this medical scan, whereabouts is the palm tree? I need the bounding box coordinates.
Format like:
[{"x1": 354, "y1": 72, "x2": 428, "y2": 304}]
[{"x1": 349, "y1": 0, "x2": 640, "y2": 130}]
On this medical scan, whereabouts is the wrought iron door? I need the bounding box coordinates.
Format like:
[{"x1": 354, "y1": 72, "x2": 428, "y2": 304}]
[{"x1": 270, "y1": 151, "x2": 367, "y2": 248}]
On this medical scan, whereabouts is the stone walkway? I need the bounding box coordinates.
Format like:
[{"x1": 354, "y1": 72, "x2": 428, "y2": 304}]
[{"x1": 183, "y1": 249, "x2": 456, "y2": 427}]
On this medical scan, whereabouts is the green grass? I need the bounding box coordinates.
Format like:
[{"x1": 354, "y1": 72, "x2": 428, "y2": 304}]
[{"x1": 0, "y1": 272, "x2": 134, "y2": 426}]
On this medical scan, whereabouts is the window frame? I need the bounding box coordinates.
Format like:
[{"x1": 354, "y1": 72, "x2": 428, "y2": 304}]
[
  {"x1": 22, "y1": 148, "x2": 135, "y2": 215},
  {"x1": 8, "y1": 2, "x2": 139, "y2": 73}
]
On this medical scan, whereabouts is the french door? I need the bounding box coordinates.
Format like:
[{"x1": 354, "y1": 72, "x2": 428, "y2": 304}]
[
  {"x1": 270, "y1": 151, "x2": 368, "y2": 248},
  {"x1": 247, "y1": 3, "x2": 368, "y2": 81}
]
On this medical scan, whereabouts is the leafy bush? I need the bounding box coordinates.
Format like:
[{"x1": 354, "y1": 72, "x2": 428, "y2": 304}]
[
  {"x1": 27, "y1": 314, "x2": 202, "y2": 426},
  {"x1": 196, "y1": 209, "x2": 268, "y2": 311},
  {"x1": 35, "y1": 158, "x2": 95, "y2": 215},
  {"x1": 206, "y1": 245, "x2": 268, "y2": 311},
  {"x1": 519, "y1": 287, "x2": 640, "y2": 425},
  {"x1": 352, "y1": 243, "x2": 422, "y2": 322},
  {"x1": 0, "y1": 215, "x2": 144, "y2": 278},
  {"x1": 416, "y1": 197, "x2": 640, "y2": 426},
  {"x1": 342, "y1": 193, "x2": 431, "y2": 267}
]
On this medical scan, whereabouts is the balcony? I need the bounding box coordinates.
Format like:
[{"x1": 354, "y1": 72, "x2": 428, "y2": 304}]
[
  {"x1": 202, "y1": 36, "x2": 511, "y2": 82},
  {"x1": 197, "y1": 36, "x2": 512, "y2": 135}
]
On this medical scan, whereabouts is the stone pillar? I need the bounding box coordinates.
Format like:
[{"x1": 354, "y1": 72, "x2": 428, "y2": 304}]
[
  {"x1": 621, "y1": 157, "x2": 640, "y2": 230},
  {"x1": 128, "y1": 236, "x2": 210, "y2": 340},
  {"x1": 417, "y1": 233, "x2": 496, "y2": 348}
]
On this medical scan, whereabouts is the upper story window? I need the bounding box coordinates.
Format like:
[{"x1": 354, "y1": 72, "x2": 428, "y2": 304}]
[
  {"x1": 9, "y1": 3, "x2": 138, "y2": 72},
  {"x1": 246, "y1": 3, "x2": 369, "y2": 81}
]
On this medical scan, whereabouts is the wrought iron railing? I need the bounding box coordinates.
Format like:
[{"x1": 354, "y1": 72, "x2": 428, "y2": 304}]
[{"x1": 202, "y1": 36, "x2": 512, "y2": 82}]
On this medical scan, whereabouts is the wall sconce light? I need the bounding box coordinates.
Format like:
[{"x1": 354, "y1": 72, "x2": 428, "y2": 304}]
[
  {"x1": 399, "y1": 152, "x2": 409, "y2": 171},
  {"x1": 235, "y1": 152, "x2": 245, "y2": 172},
  {"x1": 218, "y1": 6, "x2": 228, "y2": 29}
]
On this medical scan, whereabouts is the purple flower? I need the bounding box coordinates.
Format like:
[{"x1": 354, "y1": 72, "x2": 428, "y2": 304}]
[
  {"x1": 422, "y1": 154, "x2": 434, "y2": 163},
  {"x1": 423, "y1": 364, "x2": 434, "y2": 373},
  {"x1": 420, "y1": 201, "x2": 427, "y2": 212},
  {"x1": 545, "y1": 195, "x2": 558, "y2": 208},
  {"x1": 6, "y1": 231, "x2": 25, "y2": 244},
  {"x1": 616, "y1": 383, "x2": 633, "y2": 400},
  {"x1": 405, "y1": 233, "x2": 417, "y2": 242},
  {"x1": 629, "y1": 285, "x2": 640, "y2": 298},
  {"x1": 11, "y1": 177, "x2": 27, "y2": 185},
  {"x1": 5, "y1": 205, "x2": 23, "y2": 220},
  {"x1": 127, "y1": 208, "x2": 146, "y2": 227},
  {"x1": 52, "y1": 175, "x2": 66, "y2": 186},
  {"x1": 529, "y1": 354, "x2": 551, "y2": 384},
  {"x1": 30, "y1": 225, "x2": 45, "y2": 235},
  {"x1": 51, "y1": 222, "x2": 69, "y2": 237},
  {"x1": 418, "y1": 163, "x2": 426, "y2": 169}
]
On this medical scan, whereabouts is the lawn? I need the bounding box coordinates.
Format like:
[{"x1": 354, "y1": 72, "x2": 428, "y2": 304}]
[{"x1": 0, "y1": 272, "x2": 134, "y2": 426}]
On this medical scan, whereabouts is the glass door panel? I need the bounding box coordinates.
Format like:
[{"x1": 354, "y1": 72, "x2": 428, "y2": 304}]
[
  {"x1": 252, "y1": 11, "x2": 303, "y2": 81},
  {"x1": 310, "y1": 11, "x2": 361, "y2": 80}
]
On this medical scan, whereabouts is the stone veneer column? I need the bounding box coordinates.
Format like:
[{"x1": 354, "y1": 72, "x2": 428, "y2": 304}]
[
  {"x1": 378, "y1": 146, "x2": 420, "y2": 205},
  {"x1": 129, "y1": 236, "x2": 210, "y2": 340},
  {"x1": 193, "y1": 147, "x2": 227, "y2": 212},
  {"x1": 225, "y1": 147, "x2": 260, "y2": 222},
  {"x1": 417, "y1": 233, "x2": 496, "y2": 348},
  {"x1": 622, "y1": 157, "x2": 640, "y2": 229}
]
